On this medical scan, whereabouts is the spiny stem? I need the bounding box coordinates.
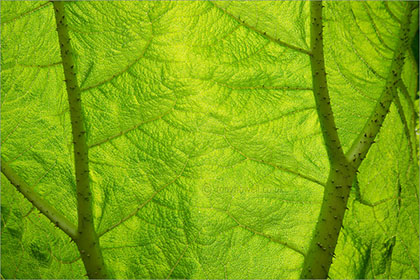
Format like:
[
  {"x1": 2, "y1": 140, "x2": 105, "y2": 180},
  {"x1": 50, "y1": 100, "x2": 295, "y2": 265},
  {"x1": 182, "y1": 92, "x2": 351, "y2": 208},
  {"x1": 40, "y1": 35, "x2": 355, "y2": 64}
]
[
  {"x1": 52, "y1": 2, "x2": 108, "y2": 278},
  {"x1": 301, "y1": 2, "x2": 416, "y2": 279},
  {"x1": 300, "y1": 2, "x2": 354, "y2": 278},
  {"x1": 345, "y1": 2, "x2": 415, "y2": 170},
  {"x1": 300, "y1": 170, "x2": 355, "y2": 279},
  {"x1": 308, "y1": 1, "x2": 345, "y2": 165},
  {"x1": 1, "y1": 158, "x2": 78, "y2": 240}
]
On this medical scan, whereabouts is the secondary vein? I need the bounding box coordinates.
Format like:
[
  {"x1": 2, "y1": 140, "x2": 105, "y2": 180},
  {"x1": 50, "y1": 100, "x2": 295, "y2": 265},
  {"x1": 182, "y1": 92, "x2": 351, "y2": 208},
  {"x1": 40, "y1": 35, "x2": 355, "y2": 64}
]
[
  {"x1": 1, "y1": 158, "x2": 78, "y2": 239},
  {"x1": 208, "y1": 1, "x2": 312, "y2": 56}
]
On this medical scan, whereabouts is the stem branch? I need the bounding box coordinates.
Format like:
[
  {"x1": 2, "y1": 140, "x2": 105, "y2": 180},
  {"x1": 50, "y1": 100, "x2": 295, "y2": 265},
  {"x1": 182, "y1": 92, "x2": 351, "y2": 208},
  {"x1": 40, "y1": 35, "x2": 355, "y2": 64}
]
[
  {"x1": 308, "y1": 2, "x2": 345, "y2": 165},
  {"x1": 300, "y1": 2, "x2": 354, "y2": 278},
  {"x1": 301, "y1": 2, "x2": 415, "y2": 279},
  {"x1": 345, "y1": 3, "x2": 415, "y2": 170},
  {"x1": 1, "y1": 158, "x2": 78, "y2": 239}
]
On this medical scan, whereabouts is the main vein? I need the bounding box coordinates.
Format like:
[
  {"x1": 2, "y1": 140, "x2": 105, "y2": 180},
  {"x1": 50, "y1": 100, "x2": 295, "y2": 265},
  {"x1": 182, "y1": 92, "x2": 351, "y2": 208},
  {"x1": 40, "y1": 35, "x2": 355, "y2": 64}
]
[
  {"x1": 52, "y1": 2, "x2": 108, "y2": 278},
  {"x1": 300, "y1": 2, "x2": 355, "y2": 278},
  {"x1": 301, "y1": 2, "x2": 416, "y2": 279}
]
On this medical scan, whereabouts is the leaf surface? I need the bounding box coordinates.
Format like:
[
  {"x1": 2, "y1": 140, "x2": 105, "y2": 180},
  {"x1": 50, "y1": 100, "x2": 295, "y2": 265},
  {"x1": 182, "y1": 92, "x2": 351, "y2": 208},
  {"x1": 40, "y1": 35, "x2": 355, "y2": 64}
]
[{"x1": 1, "y1": 1, "x2": 418, "y2": 278}]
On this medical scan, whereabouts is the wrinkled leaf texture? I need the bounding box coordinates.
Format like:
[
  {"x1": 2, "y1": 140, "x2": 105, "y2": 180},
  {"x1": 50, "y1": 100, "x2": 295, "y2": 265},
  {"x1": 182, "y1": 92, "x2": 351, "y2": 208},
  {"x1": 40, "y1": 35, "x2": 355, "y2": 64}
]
[{"x1": 1, "y1": 1, "x2": 419, "y2": 279}]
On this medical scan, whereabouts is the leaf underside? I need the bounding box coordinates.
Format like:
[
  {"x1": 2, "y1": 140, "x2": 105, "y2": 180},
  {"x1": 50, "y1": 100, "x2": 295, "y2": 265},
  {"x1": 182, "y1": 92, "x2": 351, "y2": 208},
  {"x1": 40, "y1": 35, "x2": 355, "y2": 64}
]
[{"x1": 1, "y1": 1, "x2": 418, "y2": 279}]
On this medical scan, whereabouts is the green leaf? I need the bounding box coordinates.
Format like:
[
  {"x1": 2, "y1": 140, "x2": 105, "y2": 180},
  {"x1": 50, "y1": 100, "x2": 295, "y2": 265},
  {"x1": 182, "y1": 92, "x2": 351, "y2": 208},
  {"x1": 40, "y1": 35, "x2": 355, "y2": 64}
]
[{"x1": 1, "y1": 1, "x2": 418, "y2": 279}]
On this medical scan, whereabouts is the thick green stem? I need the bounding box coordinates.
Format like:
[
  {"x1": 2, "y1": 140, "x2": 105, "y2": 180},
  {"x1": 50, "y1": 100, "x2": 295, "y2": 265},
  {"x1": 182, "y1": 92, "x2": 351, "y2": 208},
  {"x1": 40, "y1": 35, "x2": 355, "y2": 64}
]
[
  {"x1": 301, "y1": 169, "x2": 355, "y2": 279},
  {"x1": 300, "y1": 2, "x2": 354, "y2": 278},
  {"x1": 1, "y1": 158, "x2": 78, "y2": 239},
  {"x1": 301, "y1": 2, "x2": 415, "y2": 279},
  {"x1": 52, "y1": 2, "x2": 108, "y2": 278},
  {"x1": 307, "y1": 2, "x2": 345, "y2": 165}
]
